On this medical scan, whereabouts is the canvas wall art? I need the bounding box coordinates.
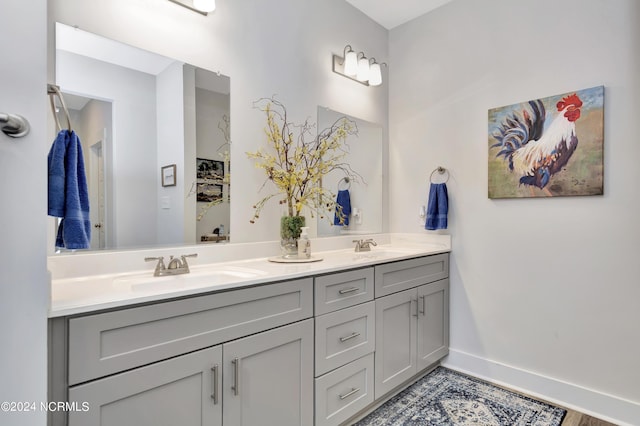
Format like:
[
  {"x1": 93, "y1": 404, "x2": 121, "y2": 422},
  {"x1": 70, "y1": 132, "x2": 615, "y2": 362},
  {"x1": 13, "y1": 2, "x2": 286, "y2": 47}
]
[{"x1": 488, "y1": 86, "x2": 604, "y2": 199}]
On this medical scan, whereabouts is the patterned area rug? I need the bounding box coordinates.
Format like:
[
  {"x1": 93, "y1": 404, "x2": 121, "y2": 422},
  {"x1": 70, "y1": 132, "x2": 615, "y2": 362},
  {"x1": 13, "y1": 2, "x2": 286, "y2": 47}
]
[{"x1": 353, "y1": 367, "x2": 566, "y2": 426}]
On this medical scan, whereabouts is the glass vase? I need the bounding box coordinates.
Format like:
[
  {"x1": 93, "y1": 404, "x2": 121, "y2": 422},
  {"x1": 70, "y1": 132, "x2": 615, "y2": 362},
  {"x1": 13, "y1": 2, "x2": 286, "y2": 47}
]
[{"x1": 280, "y1": 215, "x2": 305, "y2": 259}]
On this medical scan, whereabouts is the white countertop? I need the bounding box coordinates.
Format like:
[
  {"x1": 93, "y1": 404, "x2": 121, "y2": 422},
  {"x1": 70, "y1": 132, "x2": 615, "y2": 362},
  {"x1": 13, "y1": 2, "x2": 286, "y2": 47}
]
[{"x1": 49, "y1": 234, "x2": 450, "y2": 317}]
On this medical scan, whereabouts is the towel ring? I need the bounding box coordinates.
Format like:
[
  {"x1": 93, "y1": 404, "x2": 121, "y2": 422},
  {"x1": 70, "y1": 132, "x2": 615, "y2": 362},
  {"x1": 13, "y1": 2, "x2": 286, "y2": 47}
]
[
  {"x1": 47, "y1": 84, "x2": 72, "y2": 132},
  {"x1": 338, "y1": 177, "x2": 351, "y2": 191},
  {"x1": 430, "y1": 166, "x2": 449, "y2": 184}
]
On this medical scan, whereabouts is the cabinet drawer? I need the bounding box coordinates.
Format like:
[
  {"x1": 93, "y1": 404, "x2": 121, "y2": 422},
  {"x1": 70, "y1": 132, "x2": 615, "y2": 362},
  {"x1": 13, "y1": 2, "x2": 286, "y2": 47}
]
[
  {"x1": 315, "y1": 353, "x2": 374, "y2": 426},
  {"x1": 315, "y1": 301, "x2": 375, "y2": 376},
  {"x1": 374, "y1": 254, "x2": 449, "y2": 297},
  {"x1": 68, "y1": 278, "x2": 313, "y2": 385},
  {"x1": 314, "y1": 267, "x2": 373, "y2": 315}
]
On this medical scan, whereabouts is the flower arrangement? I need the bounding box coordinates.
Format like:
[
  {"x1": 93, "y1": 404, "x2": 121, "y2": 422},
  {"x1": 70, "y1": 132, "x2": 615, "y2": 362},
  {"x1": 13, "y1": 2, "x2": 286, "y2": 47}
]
[{"x1": 246, "y1": 97, "x2": 359, "y2": 235}]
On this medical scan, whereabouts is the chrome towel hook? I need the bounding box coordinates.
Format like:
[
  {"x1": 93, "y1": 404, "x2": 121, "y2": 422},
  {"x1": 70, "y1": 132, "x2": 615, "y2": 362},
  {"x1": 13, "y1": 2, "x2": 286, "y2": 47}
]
[{"x1": 0, "y1": 113, "x2": 30, "y2": 138}]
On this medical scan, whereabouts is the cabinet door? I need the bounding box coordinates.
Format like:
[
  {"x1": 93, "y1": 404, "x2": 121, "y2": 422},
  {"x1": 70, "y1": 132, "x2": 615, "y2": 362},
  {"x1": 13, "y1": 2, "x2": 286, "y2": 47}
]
[
  {"x1": 374, "y1": 288, "x2": 417, "y2": 399},
  {"x1": 223, "y1": 319, "x2": 314, "y2": 426},
  {"x1": 417, "y1": 279, "x2": 450, "y2": 371},
  {"x1": 68, "y1": 345, "x2": 222, "y2": 426}
]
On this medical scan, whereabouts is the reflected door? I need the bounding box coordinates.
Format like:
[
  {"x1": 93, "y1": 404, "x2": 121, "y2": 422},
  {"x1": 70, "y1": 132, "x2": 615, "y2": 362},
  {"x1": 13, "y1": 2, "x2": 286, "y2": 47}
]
[{"x1": 89, "y1": 129, "x2": 107, "y2": 249}]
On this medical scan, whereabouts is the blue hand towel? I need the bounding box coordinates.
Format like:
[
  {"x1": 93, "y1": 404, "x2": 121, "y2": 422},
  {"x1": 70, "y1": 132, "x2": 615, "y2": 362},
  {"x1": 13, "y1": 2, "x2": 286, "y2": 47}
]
[
  {"x1": 48, "y1": 129, "x2": 91, "y2": 249},
  {"x1": 334, "y1": 190, "x2": 352, "y2": 226},
  {"x1": 425, "y1": 183, "x2": 448, "y2": 230}
]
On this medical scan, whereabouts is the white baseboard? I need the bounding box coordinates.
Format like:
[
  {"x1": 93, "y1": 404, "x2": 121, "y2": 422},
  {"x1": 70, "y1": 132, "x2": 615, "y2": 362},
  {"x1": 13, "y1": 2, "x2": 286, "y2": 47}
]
[{"x1": 442, "y1": 349, "x2": 640, "y2": 426}]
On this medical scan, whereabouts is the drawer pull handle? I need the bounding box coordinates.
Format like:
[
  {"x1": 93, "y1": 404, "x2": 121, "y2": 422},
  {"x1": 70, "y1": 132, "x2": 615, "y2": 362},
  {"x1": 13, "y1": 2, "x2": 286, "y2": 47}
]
[
  {"x1": 231, "y1": 358, "x2": 240, "y2": 396},
  {"x1": 339, "y1": 387, "x2": 361, "y2": 400},
  {"x1": 338, "y1": 287, "x2": 360, "y2": 295},
  {"x1": 210, "y1": 365, "x2": 219, "y2": 404},
  {"x1": 419, "y1": 295, "x2": 425, "y2": 316},
  {"x1": 339, "y1": 332, "x2": 361, "y2": 343},
  {"x1": 412, "y1": 298, "x2": 418, "y2": 317}
]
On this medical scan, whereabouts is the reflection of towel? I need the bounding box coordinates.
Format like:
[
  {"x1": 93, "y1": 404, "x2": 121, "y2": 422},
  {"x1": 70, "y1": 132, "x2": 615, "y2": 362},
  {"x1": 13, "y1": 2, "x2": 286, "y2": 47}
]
[
  {"x1": 334, "y1": 190, "x2": 352, "y2": 226},
  {"x1": 425, "y1": 183, "x2": 448, "y2": 230},
  {"x1": 48, "y1": 130, "x2": 91, "y2": 249}
]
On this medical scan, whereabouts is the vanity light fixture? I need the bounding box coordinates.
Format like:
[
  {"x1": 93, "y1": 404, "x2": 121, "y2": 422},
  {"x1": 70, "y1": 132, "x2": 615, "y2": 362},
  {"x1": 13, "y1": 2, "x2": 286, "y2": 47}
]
[
  {"x1": 332, "y1": 44, "x2": 386, "y2": 87},
  {"x1": 169, "y1": 0, "x2": 215, "y2": 15}
]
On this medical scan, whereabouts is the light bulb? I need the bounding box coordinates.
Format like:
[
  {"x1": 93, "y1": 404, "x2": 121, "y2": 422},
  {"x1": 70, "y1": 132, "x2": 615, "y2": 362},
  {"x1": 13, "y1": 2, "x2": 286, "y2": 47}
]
[
  {"x1": 193, "y1": 0, "x2": 215, "y2": 12},
  {"x1": 356, "y1": 56, "x2": 370, "y2": 82},
  {"x1": 344, "y1": 50, "x2": 358, "y2": 76},
  {"x1": 369, "y1": 62, "x2": 382, "y2": 86}
]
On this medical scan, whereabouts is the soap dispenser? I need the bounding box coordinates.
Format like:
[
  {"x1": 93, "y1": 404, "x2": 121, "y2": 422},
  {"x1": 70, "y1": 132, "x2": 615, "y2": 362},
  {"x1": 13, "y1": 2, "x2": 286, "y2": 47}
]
[{"x1": 298, "y1": 227, "x2": 311, "y2": 259}]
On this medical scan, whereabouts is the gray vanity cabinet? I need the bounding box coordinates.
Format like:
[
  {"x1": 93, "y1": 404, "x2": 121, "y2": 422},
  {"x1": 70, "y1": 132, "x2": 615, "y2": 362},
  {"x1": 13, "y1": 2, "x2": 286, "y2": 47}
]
[
  {"x1": 67, "y1": 319, "x2": 314, "y2": 426},
  {"x1": 374, "y1": 256, "x2": 449, "y2": 399},
  {"x1": 52, "y1": 253, "x2": 450, "y2": 426},
  {"x1": 52, "y1": 278, "x2": 314, "y2": 426},
  {"x1": 313, "y1": 268, "x2": 376, "y2": 426}
]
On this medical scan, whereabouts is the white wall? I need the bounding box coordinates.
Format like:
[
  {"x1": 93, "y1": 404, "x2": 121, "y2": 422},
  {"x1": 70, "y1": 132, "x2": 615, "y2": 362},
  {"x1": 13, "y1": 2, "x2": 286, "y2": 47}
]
[
  {"x1": 0, "y1": 0, "x2": 47, "y2": 425},
  {"x1": 50, "y1": 0, "x2": 389, "y2": 244},
  {"x1": 156, "y1": 61, "x2": 186, "y2": 245},
  {"x1": 389, "y1": 0, "x2": 640, "y2": 422},
  {"x1": 56, "y1": 50, "x2": 158, "y2": 247}
]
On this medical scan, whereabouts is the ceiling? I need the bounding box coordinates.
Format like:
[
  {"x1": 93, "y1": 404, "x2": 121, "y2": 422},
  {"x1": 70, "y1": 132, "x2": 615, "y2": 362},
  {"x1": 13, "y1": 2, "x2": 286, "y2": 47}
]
[{"x1": 345, "y1": 0, "x2": 453, "y2": 29}]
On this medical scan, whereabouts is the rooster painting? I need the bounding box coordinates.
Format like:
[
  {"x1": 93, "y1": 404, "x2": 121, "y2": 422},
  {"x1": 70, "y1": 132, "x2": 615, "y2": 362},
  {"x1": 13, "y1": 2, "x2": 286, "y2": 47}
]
[{"x1": 488, "y1": 86, "x2": 604, "y2": 198}]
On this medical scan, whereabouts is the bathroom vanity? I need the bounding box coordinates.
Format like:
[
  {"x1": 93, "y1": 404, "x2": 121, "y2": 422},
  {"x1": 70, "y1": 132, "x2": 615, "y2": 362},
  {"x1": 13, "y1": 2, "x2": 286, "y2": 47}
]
[{"x1": 48, "y1": 240, "x2": 449, "y2": 426}]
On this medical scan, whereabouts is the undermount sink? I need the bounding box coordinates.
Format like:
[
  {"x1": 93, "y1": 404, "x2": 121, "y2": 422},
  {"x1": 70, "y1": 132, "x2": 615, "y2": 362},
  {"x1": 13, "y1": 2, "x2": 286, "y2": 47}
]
[{"x1": 113, "y1": 265, "x2": 268, "y2": 293}]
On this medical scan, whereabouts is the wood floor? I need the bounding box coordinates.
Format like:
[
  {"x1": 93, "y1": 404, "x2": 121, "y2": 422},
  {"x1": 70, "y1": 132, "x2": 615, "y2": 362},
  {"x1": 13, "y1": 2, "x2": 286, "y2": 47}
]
[
  {"x1": 561, "y1": 410, "x2": 618, "y2": 426},
  {"x1": 472, "y1": 374, "x2": 619, "y2": 426}
]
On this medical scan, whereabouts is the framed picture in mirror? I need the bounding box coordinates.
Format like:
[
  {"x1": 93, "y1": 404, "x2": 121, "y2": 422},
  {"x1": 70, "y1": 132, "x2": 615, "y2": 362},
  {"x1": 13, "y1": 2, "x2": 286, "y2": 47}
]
[
  {"x1": 161, "y1": 164, "x2": 176, "y2": 187},
  {"x1": 197, "y1": 182, "x2": 223, "y2": 202},
  {"x1": 197, "y1": 158, "x2": 224, "y2": 180}
]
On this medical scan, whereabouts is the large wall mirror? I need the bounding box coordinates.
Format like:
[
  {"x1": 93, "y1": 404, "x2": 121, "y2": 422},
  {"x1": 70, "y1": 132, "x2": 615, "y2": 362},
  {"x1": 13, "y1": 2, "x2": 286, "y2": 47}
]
[
  {"x1": 53, "y1": 22, "x2": 230, "y2": 251},
  {"x1": 316, "y1": 107, "x2": 383, "y2": 236}
]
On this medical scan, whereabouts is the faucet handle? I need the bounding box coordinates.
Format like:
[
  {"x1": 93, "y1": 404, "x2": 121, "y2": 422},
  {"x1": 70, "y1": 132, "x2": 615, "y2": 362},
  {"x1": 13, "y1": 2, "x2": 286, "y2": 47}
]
[
  {"x1": 145, "y1": 256, "x2": 165, "y2": 265},
  {"x1": 145, "y1": 256, "x2": 166, "y2": 275},
  {"x1": 180, "y1": 253, "x2": 198, "y2": 272}
]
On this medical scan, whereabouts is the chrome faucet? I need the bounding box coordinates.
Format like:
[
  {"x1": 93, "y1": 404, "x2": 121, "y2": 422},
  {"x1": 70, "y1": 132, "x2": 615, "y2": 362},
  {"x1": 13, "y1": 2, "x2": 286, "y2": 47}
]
[
  {"x1": 145, "y1": 253, "x2": 198, "y2": 277},
  {"x1": 353, "y1": 239, "x2": 377, "y2": 252}
]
